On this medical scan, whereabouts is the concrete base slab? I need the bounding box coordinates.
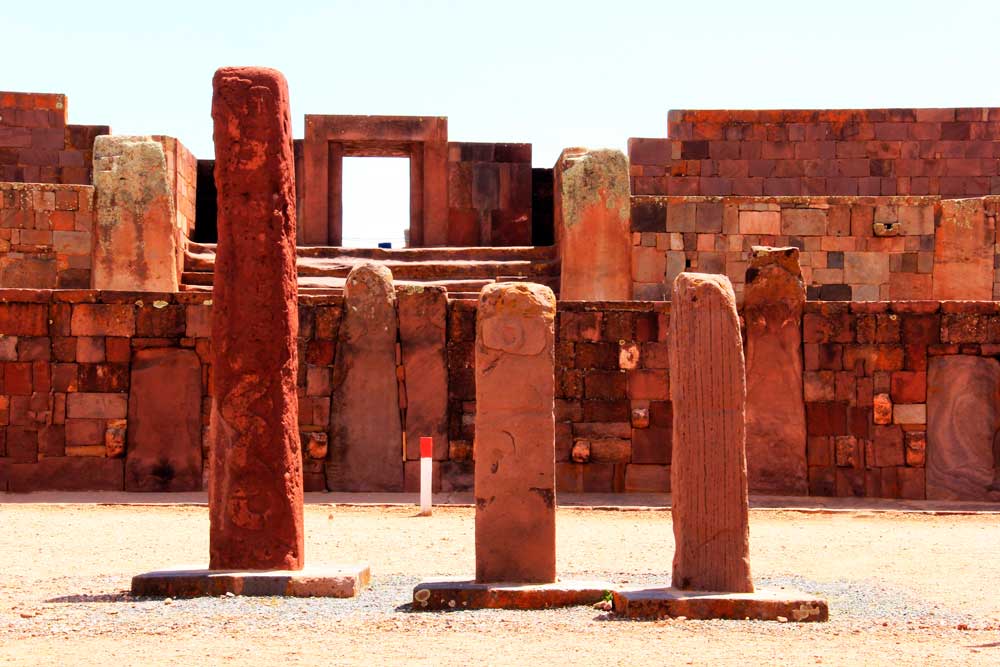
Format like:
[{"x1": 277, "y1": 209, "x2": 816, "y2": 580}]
[
  {"x1": 412, "y1": 577, "x2": 612, "y2": 610},
  {"x1": 131, "y1": 564, "x2": 371, "y2": 598},
  {"x1": 612, "y1": 586, "x2": 828, "y2": 622}
]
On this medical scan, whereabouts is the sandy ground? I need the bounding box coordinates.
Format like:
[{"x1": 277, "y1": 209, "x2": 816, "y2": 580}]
[{"x1": 1, "y1": 497, "x2": 999, "y2": 666}]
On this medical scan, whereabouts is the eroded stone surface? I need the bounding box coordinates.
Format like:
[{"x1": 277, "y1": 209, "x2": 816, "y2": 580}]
[
  {"x1": 744, "y1": 246, "x2": 807, "y2": 495},
  {"x1": 326, "y1": 263, "x2": 403, "y2": 491},
  {"x1": 669, "y1": 272, "x2": 753, "y2": 593},
  {"x1": 398, "y1": 285, "x2": 448, "y2": 461},
  {"x1": 475, "y1": 282, "x2": 557, "y2": 584},
  {"x1": 125, "y1": 348, "x2": 202, "y2": 491},
  {"x1": 927, "y1": 355, "x2": 1000, "y2": 501},
  {"x1": 555, "y1": 148, "x2": 632, "y2": 300},
  {"x1": 612, "y1": 587, "x2": 828, "y2": 622},
  {"x1": 209, "y1": 66, "x2": 304, "y2": 571},
  {"x1": 412, "y1": 578, "x2": 609, "y2": 610},
  {"x1": 92, "y1": 136, "x2": 178, "y2": 291},
  {"x1": 932, "y1": 198, "x2": 995, "y2": 300},
  {"x1": 131, "y1": 565, "x2": 370, "y2": 598}
]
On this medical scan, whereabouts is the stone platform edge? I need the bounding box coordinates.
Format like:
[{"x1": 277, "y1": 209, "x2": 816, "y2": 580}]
[
  {"x1": 612, "y1": 586, "x2": 828, "y2": 622},
  {"x1": 131, "y1": 564, "x2": 371, "y2": 598},
  {"x1": 412, "y1": 577, "x2": 613, "y2": 610}
]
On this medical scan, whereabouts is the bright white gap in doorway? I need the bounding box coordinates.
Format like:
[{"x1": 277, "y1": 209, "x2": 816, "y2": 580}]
[{"x1": 341, "y1": 157, "x2": 410, "y2": 248}]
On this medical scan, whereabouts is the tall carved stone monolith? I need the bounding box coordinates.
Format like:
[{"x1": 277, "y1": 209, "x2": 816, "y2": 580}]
[
  {"x1": 669, "y1": 272, "x2": 752, "y2": 593},
  {"x1": 326, "y1": 262, "x2": 404, "y2": 492},
  {"x1": 92, "y1": 136, "x2": 178, "y2": 291},
  {"x1": 744, "y1": 247, "x2": 807, "y2": 495},
  {"x1": 208, "y1": 67, "x2": 304, "y2": 571},
  {"x1": 554, "y1": 148, "x2": 632, "y2": 300},
  {"x1": 475, "y1": 282, "x2": 557, "y2": 583}
]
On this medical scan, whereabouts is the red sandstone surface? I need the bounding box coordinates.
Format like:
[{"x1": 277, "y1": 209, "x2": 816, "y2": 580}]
[
  {"x1": 669, "y1": 273, "x2": 752, "y2": 592},
  {"x1": 209, "y1": 67, "x2": 303, "y2": 570}
]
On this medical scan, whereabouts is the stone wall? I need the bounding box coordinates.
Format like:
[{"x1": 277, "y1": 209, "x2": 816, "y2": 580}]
[
  {"x1": 153, "y1": 136, "x2": 197, "y2": 243},
  {"x1": 446, "y1": 142, "x2": 532, "y2": 246},
  {"x1": 0, "y1": 138, "x2": 196, "y2": 291},
  {"x1": 629, "y1": 195, "x2": 1000, "y2": 303},
  {"x1": 1, "y1": 289, "x2": 998, "y2": 500},
  {"x1": 0, "y1": 91, "x2": 108, "y2": 185},
  {"x1": 0, "y1": 183, "x2": 94, "y2": 288},
  {"x1": 630, "y1": 108, "x2": 1000, "y2": 198}
]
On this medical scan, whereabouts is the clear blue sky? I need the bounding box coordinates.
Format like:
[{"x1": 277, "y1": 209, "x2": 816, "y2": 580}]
[{"x1": 7, "y1": 0, "x2": 1000, "y2": 245}]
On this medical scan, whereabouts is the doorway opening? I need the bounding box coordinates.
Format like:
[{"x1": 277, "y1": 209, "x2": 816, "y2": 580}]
[{"x1": 341, "y1": 157, "x2": 410, "y2": 248}]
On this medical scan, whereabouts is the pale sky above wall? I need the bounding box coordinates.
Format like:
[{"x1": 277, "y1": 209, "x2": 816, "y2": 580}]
[{"x1": 7, "y1": 0, "x2": 1000, "y2": 246}]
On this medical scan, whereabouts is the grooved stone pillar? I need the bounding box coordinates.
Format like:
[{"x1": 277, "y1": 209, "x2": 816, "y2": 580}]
[
  {"x1": 743, "y1": 247, "x2": 807, "y2": 495},
  {"x1": 92, "y1": 136, "x2": 178, "y2": 291},
  {"x1": 669, "y1": 272, "x2": 753, "y2": 593},
  {"x1": 209, "y1": 67, "x2": 304, "y2": 571},
  {"x1": 326, "y1": 262, "x2": 404, "y2": 492},
  {"x1": 554, "y1": 148, "x2": 632, "y2": 300},
  {"x1": 475, "y1": 282, "x2": 557, "y2": 583}
]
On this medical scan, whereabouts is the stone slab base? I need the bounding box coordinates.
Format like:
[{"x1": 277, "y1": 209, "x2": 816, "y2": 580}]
[
  {"x1": 612, "y1": 586, "x2": 828, "y2": 622},
  {"x1": 131, "y1": 564, "x2": 371, "y2": 598},
  {"x1": 412, "y1": 577, "x2": 611, "y2": 610}
]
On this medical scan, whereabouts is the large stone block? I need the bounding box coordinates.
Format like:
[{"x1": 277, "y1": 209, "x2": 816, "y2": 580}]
[
  {"x1": 398, "y1": 285, "x2": 448, "y2": 461},
  {"x1": 926, "y1": 355, "x2": 1000, "y2": 500},
  {"x1": 475, "y1": 282, "x2": 556, "y2": 584},
  {"x1": 125, "y1": 348, "x2": 203, "y2": 491},
  {"x1": 7, "y1": 456, "x2": 123, "y2": 492},
  {"x1": 209, "y1": 67, "x2": 304, "y2": 571},
  {"x1": 670, "y1": 272, "x2": 753, "y2": 593},
  {"x1": 744, "y1": 247, "x2": 807, "y2": 495},
  {"x1": 554, "y1": 149, "x2": 632, "y2": 300},
  {"x1": 92, "y1": 136, "x2": 178, "y2": 291},
  {"x1": 932, "y1": 199, "x2": 994, "y2": 300},
  {"x1": 326, "y1": 263, "x2": 403, "y2": 492}
]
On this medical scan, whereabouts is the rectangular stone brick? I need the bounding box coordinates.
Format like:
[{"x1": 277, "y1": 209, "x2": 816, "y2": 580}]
[
  {"x1": 624, "y1": 464, "x2": 670, "y2": 493},
  {"x1": 0, "y1": 303, "x2": 48, "y2": 336},
  {"x1": 739, "y1": 210, "x2": 780, "y2": 235},
  {"x1": 70, "y1": 304, "x2": 135, "y2": 337},
  {"x1": 66, "y1": 392, "x2": 127, "y2": 419},
  {"x1": 781, "y1": 208, "x2": 827, "y2": 235}
]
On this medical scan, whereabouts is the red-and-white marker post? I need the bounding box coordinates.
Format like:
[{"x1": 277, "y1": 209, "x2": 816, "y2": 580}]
[{"x1": 419, "y1": 436, "x2": 433, "y2": 516}]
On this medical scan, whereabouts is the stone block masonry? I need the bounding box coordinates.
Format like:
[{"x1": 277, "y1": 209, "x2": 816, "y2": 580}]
[
  {"x1": 0, "y1": 91, "x2": 108, "y2": 184},
  {"x1": 630, "y1": 108, "x2": 1000, "y2": 198},
  {"x1": 0, "y1": 290, "x2": 998, "y2": 501},
  {"x1": 628, "y1": 194, "x2": 1000, "y2": 303},
  {"x1": 0, "y1": 182, "x2": 94, "y2": 288},
  {"x1": 447, "y1": 142, "x2": 532, "y2": 246}
]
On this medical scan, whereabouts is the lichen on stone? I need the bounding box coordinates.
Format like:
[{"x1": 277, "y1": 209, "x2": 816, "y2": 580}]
[{"x1": 559, "y1": 149, "x2": 630, "y2": 228}]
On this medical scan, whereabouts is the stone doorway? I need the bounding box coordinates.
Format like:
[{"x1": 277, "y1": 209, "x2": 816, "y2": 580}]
[{"x1": 301, "y1": 115, "x2": 448, "y2": 247}]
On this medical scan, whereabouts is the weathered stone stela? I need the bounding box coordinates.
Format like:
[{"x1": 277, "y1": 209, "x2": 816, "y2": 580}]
[
  {"x1": 208, "y1": 66, "x2": 304, "y2": 571},
  {"x1": 327, "y1": 262, "x2": 404, "y2": 492},
  {"x1": 669, "y1": 272, "x2": 753, "y2": 593},
  {"x1": 475, "y1": 282, "x2": 557, "y2": 584},
  {"x1": 744, "y1": 246, "x2": 807, "y2": 495}
]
